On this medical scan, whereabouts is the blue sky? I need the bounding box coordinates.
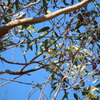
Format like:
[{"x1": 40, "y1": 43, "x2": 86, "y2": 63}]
[{"x1": 0, "y1": 0, "x2": 100, "y2": 100}]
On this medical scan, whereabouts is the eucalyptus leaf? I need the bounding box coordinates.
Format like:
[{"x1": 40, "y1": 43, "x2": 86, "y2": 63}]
[{"x1": 38, "y1": 27, "x2": 50, "y2": 33}]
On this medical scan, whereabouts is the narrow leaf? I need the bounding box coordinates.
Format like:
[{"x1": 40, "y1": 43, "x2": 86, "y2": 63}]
[{"x1": 38, "y1": 27, "x2": 50, "y2": 33}]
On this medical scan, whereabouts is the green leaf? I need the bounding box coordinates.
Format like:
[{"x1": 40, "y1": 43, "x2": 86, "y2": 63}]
[
  {"x1": 4, "y1": 17, "x2": 10, "y2": 23},
  {"x1": 95, "y1": 84, "x2": 100, "y2": 88},
  {"x1": 27, "y1": 30, "x2": 33, "y2": 37},
  {"x1": 62, "y1": 91, "x2": 68, "y2": 100},
  {"x1": 74, "y1": 87, "x2": 83, "y2": 90},
  {"x1": 20, "y1": 45, "x2": 24, "y2": 48},
  {"x1": 93, "y1": 79, "x2": 100, "y2": 83},
  {"x1": 40, "y1": 39, "x2": 50, "y2": 51},
  {"x1": 74, "y1": 93, "x2": 78, "y2": 100},
  {"x1": 35, "y1": 52, "x2": 42, "y2": 55},
  {"x1": 63, "y1": 0, "x2": 70, "y2": 5},
  {"x1": 26, "y1": 25, "x2": 36, "y2": 32},
  {"x1": 53, "y1": 31, "x2": 59, "y2": 37},
  {"x1": 15, "y1": 0, "x2": 20, "y2": 10},
  {"x1": 34, "y1": 40, "x2": 38, "y2": 52},
  {"x1": 82, "y1": 89, "x2": 89, "y2": 96},
  {"x1": 92, "y1": 73, "x2": 100, "y2": 77},
  {"x1": 71, "y1": 0, "x2": 74, "y2": 5},
  {"x1": 38, "y1": 27, "x2": 50, "y2": 33},
  {"x1": 67, "y1": 45, "x2": 79, "y2": 52},
  {"x1": 39, "y1": 32, "x2": 48, "y2": 39}
]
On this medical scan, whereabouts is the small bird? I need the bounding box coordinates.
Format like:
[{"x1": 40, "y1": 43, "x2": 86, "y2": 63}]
[
  {"x1": 46, "y1": 49, "x2": 58, "y2": 55},
  {"x1": 49, "y1": 60, "x2": 60, "y2": 71}
]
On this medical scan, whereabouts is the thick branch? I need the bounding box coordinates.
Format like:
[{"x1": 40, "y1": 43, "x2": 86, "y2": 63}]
[
  {"x1": 0, "y1": 66, "x2": 44, "y2": 75},
  {"x1": 0, "y1": 0, "x2": 91, "y2": 38},
  {"x1": 0, "y1": 56, "x2": 41, "y2": 65}
]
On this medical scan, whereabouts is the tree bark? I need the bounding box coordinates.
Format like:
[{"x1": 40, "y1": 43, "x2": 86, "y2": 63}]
[{"x1": 0, "y1": 0, "x2": 92, "y2": 38}]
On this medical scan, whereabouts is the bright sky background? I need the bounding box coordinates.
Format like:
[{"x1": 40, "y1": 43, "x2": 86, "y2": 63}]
[{"x1": 0, "y1": 0, "x2": 100, "y2": 100}]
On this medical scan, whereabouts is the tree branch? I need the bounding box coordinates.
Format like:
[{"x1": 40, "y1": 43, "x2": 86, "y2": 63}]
[
  {"x1": 1, "y1": 0, "x2": 41, "y2": 19},
  {"x1": 0, "y1": 66, "x2": 44, "y2": 75},
  {"x1": 0, "y1": 0, "x2": 92, "y2": 38},
  {"x1": 0, "y1": 56, "x2": 42, "y2": 65}
]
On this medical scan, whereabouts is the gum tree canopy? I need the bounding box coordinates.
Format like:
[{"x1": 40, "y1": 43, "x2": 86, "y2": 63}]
[{"x1": 0, "y1": 0, "x2": 100, "y2": 100}]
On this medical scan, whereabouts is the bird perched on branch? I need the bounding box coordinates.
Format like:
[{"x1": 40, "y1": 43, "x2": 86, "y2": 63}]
[
  {"x1": 49, "y1": 60, "x2": 60, "y2": 71},
  {"x1": 46, "y1": 48, "x2": 58, "y2": 55}
]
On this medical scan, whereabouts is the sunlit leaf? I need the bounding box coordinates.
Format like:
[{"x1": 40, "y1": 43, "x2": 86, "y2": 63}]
[
  {"x1": 35, "y1": 51, "x2": 42, "y2": 55},
  {"x1": 67, "y1": 45, "x2": 79, "y2": 52},
  {"x1": 39, "y1": 32, "x2": 48, "y2": 38},
  {"x1": 92, "y1": 73, "x2": 100, "y2": 77},
  {"x1": 75, "y1": 55, "x2": 83, "y2": 61},
  {"x1": 92, "y1": 79, "x2": 99, "y2": 83},
  {"x1": 47, "y1": 10, "x2": 51, "y2": 14},
  {"x1": 26, "y1": 25, "x2": 36, "y2": 32},
  {"x1": 74, "y1": 87, "x2": 83, "y2": 90}
]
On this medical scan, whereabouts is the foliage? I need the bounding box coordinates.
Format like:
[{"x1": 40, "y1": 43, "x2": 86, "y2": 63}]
[{"x1": 0, "y1": 0, "x2": 100, "y2": 100}]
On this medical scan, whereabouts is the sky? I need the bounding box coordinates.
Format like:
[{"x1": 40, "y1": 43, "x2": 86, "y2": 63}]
[{"x1": 0, "y1": 0, "x2": 100, "y2": 100}]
